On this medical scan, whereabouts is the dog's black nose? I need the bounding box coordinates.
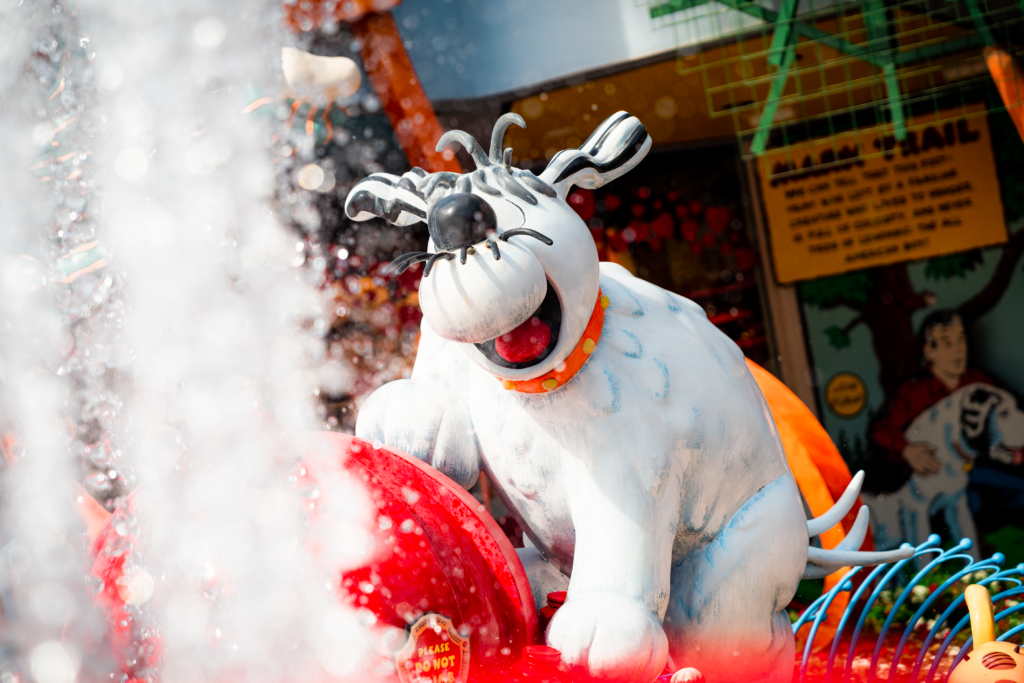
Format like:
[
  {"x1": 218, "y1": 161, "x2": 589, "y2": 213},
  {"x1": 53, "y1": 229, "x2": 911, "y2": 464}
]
[{"x1": 428, "y1": 193, "x2": 497, "y2": 251}]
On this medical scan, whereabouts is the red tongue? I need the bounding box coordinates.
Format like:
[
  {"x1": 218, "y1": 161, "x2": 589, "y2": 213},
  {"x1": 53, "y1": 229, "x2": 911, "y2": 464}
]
[{"x1": 495, "y1": 316, "x2": 551, "y2": 363}]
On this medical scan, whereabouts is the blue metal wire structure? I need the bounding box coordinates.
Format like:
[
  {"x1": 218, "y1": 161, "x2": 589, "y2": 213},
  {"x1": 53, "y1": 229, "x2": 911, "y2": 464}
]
[{"x1": 793, "y1": 534, "x2": 1024, "y2": 683}]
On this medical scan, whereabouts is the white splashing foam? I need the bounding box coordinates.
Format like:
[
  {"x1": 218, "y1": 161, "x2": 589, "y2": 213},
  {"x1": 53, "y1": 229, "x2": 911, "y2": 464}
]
[
  {"x1": 0, "y1": 4, "x2": 112, "y2": 681},
  {"x1": 1, "y1": 0, "x2": 374, "y2": 681}
]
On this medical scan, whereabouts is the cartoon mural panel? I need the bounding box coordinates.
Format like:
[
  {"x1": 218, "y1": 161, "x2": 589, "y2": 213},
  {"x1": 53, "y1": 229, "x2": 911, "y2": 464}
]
[{"x1": 799, "y1": 111, "x2": 1024, "y2": 563}]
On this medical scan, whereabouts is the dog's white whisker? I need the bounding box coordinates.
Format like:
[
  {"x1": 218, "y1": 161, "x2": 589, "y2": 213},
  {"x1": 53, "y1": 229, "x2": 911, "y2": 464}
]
[
  {"x1": 384, "y1": 251, "x2": 431, "y2": 275},
  {"x1": 423, "y1": 252, "x2": 455, "y2": 277},
  {"x1": 497, "y1": 228, "x2": 554, "y2": 246}
]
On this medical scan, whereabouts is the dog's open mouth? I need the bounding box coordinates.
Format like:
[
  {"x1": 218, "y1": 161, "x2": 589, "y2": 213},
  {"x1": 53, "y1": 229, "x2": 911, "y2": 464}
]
[{"x1": 474, "y1": 281, "x2": 561, "y2": 369}]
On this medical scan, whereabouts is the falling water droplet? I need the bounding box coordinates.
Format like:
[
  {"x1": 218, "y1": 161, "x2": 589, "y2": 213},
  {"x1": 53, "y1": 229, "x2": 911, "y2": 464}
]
[{"x1": 84, "y1": 471, "x2": 112, "y2": 495}]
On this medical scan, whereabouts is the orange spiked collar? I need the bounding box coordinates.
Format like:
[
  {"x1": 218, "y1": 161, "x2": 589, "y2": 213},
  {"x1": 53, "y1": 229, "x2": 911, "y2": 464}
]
[{"x1": 497, "y1": 289, "x2": 608, "y2": 394}]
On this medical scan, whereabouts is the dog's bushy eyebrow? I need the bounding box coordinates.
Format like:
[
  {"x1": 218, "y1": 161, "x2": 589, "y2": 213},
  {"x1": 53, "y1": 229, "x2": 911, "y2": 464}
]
[
  {"x1": 343, "y1": 169, "x2": 430, "y2": 226},
  {"x1": 397, "y1": 177, "x2": 425, "y2": 199},
  {"x1": 421, "y1": 172, "x2": 460, "y2": 198},
  {"x1": 357, "y1": 173, "x2": 426, "y2": 201},
  {"x1": 493, "y1": 166, "x2": 537, "y2": 205},
  {"x1": 345, "y1": 175, "x2": 428, "y2": 226},
  {"x1": 347, "y1": 190, "x2": 426, "y2": 222},
  {"x1": 471, "y1": 172, "x2": 501, "y2": 196}
]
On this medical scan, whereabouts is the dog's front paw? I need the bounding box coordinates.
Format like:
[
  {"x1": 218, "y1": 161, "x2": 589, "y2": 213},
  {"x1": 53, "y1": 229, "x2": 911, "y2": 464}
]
[
  {"x1": 546, "y1": 593, "x2": 668, "y2": 682},
  {"x1": 354, "y1": 379, "x2": 479, "y2": 489}
]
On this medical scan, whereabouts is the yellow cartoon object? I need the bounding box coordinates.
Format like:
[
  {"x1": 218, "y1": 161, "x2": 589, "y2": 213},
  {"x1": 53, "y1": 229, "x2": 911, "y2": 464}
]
[{"x1": 949, "y1": 584, "x2": 1024, "y2": 683}]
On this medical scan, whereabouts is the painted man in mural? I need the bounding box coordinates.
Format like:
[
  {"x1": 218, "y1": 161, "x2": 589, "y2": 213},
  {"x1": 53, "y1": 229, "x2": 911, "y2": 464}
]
[
  {"x1": 863, "y1": 310, "x2": 1024, "y2": 555},
  {"x1": 871, "y1": 312, "x2": 986, "y2": 477}
]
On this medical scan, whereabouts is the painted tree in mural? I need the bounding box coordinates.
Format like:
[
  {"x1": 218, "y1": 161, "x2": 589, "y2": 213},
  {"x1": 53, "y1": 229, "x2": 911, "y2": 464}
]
[{"x1": 801, "y1": 113, "x2": 1024, "y2": 396}]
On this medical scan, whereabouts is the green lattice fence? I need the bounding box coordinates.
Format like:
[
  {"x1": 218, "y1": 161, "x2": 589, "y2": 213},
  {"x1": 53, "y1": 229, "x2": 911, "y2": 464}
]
[{"x1": 639, "y1": 0, "x2": 1024, "y2": 177}]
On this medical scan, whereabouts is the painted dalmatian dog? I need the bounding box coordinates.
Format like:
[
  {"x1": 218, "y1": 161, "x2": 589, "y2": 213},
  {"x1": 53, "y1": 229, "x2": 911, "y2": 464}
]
[
  {"x1": 864, "y1": 383, "x2": 1024, "y2": 561},
  {"x1": 347, "y1": 112, "x2": 913, "y2": 683}
]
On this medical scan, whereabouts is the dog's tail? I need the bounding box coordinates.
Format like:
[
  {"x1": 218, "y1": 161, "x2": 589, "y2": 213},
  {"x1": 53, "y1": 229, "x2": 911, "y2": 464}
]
[{"x1": 802, "y1": 471, "x2": 915, "y2": 579}]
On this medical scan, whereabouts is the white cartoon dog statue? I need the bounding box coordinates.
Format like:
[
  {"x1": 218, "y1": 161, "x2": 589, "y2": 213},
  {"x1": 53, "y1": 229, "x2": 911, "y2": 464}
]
[
  {"x1": 346, "y1": 112, "x2": 913, "y2": 683},
  {"x1": 863, "y1": 383, "x2": 1024, "y2": 561}
]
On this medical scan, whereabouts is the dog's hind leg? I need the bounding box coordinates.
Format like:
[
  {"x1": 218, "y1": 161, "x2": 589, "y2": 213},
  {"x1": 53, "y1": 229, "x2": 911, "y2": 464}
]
[{"x1": 663, "y1": 476, "x2": 807, "y2": 683}]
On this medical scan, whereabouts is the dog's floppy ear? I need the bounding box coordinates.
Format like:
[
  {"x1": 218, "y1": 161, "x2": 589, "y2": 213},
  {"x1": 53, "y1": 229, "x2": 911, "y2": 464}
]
[
  {"x1": 539, "y1": 112, "x2": 652, "y2": 197},
  {"x1": 344, "y1": 170, "x2": 428, "y2": 226}
]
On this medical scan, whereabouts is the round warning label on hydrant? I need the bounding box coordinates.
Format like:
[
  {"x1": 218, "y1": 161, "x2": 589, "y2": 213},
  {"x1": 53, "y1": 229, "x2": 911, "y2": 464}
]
[{"x1": 395, "y1": 613, "x2": 470, "y2": 683}]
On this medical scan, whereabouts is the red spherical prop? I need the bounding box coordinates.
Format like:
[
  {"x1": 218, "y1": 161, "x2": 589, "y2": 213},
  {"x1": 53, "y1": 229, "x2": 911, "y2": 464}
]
[
  {"x1": 509, "y1": 645, "x2": 571, "y2": 682},
  {"x1": 89, "y1": 434, "x2": 539, "y2": 683},
  {"x1": 495, "y1": 316, "x2": 551, "y2": 363},
  {"x1": 311, "y1": 434, "x2": 539, "y2": 681}
]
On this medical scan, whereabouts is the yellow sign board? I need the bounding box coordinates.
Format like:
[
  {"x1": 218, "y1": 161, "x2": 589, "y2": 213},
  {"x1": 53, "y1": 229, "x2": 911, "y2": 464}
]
[{"x1": 758, "y1": 106, "x2": 1008, "y2": 283}]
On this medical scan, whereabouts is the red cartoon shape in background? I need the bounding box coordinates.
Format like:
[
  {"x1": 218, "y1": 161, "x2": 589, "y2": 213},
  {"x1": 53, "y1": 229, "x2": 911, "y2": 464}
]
[
  {"x1": 735, "y1": 247, "x2": 758, "y2": 271},
  {"x1": 567, "y1": 189, "x2": 594, "y2": 221},
  {"x1": 651, "y1": 212, "x2": 675, "y2": 240},
  {"x1": 705, "y1": 206, "x2": 731, "y2": 233},
  {"x1": 626, "y1": 219, "x2": 649, "y2": 244},
  {"x1": 607, "y1": 229, "x2": 630, "y2": 253},
  {"x1": 681, "y1": 219, "x2": 698, "y2": 242}
]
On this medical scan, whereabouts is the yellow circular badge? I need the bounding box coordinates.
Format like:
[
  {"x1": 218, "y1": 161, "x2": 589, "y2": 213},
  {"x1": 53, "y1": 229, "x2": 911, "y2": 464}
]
[{"x1": 825, "y1": 373, "x2": 867, "y2": 417}]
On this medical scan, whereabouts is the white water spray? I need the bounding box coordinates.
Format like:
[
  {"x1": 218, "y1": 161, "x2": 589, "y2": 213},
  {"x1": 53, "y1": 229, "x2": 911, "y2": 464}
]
[{"x1": 1, "y1": 1, "x2": 374, "y2": 681}]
